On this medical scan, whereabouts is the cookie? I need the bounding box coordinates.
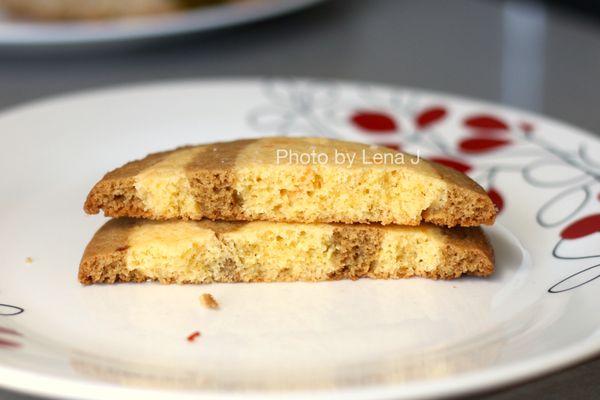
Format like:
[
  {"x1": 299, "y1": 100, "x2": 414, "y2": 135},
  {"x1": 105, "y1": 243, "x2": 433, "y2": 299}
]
[
  {"x1": 79, "y1": 218, "x2": 494, "y2": 285},
  {"x1": 0, "y1": 0, "x2": 221, "y2": 20},
  {"x1": 84, "y1": 137, "x2": 496, "y2": 227}
]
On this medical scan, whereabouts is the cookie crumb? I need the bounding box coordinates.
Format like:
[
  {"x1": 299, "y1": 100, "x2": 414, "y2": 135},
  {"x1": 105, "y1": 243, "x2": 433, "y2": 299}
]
[
  {"x1": 200, "y1": 293, "x2": 219, "y2": 309},
  {"x1": 187, "y1": 331, "x2": 201, "y2": 342},
  {"x1": 24, "y1": 257, "x2": 33, "y2": 264}
]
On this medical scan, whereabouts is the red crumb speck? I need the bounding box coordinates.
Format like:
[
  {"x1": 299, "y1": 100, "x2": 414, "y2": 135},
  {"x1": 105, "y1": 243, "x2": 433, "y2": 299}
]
[{"x1": 187, "y1": 331, "x2": 201, "y2": 342}]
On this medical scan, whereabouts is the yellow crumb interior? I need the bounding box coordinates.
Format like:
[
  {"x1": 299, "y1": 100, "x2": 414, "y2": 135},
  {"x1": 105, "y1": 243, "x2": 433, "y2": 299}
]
[
  {"x1": 134, "y1": 147, "x2": 203, "y2": 218},
  {"x1": 122, "y1": 220, "x2": 450, "y2": 284},
  {"x1": 218, "y1": 222, "x2": 336, "y2": 281},
  {"x1": 234, "y1": 138, "x2": 446, "y2": 224},
  {"x1": 125, "y1": 220, "x2": 229, "y2": 284},
  {"x1": 374, "y1": 225, "x2": 445, "y2": 278},
  {"x1": 234, "y1": 164, "x2": 445, "y2": 224},
  {"x1": 132, "y1": 139, "x2": 449, "y2": 224}
]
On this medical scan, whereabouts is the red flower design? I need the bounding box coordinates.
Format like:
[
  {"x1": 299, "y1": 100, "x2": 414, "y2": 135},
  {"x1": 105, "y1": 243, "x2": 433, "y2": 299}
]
[
  {"x1": 0, "y1": 325, "x2": 22, "y2": 349},
  {"x1": 351, "y1": 111, "x2": 398, "y2": 133},
  {"x1": 520, "y1": 121, "x2": 534, "y2": 135},
  {"x1": 416, "y1": 106, "x2": 447, "y2": 130},
  {"x1": 429, "y1": 157, "x2": 472, "y2": 173},
  {"x1": 487, "y1": 188, "x2": 505, "y2": 213},
  {"x1": 0, "y1": 338, "x2": 20, "y2": 348},
  {"x1": 459, "y1": 138, "x2": 511, "y2": 153},
  {"x1": 560, "y1": 214, "x2": 600, "y2": 240},
  {"x1": 0, "y1": 327, "x2": 20, "y2": 336},
  {"x1": 464, "y1": 115, "x2": 509, "y2": 130}
]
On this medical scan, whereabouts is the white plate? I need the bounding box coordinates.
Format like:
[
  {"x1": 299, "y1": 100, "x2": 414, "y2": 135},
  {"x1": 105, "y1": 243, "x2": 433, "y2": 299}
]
[
  {"x1": 0, "y1": 0, "x2": 323, "y2": 46},
  {"x1": 0, "y1": 78, "x2": 599, "y2": 400}
]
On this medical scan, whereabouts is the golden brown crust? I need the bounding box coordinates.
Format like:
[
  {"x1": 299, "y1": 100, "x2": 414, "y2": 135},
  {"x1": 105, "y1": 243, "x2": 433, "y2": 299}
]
[
  {"x1": 78, "y1": 219, "x2": 144, "y2": 284},
  {"x1": 423, "y1": 162, "x2": 497, "y2": 227},
  {"x1": 185, "y1": 139, "x2": 255, "y2": 220},
  {"x1": 330, "y1": 226, "x2": 383, "y2": 280},
  {"x1": 78, "y1": 219, "x2": 494, "y2": 285},
  {"x1": 83, "y1": 147, "x2": 184, "y2": 218},
  {"x1": 442, "y1": 226, "x2": 495, "y2": 277},
  {"x1": 84, "y1": 138, "x2": 497, "y2": 227}
]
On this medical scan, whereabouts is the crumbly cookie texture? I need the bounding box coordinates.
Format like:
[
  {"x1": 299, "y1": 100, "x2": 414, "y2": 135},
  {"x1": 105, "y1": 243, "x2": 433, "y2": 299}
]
[
  {"x1": 78, "y1": 218, "x2": 494, "y2": 285},
  {"x1": 0, "y1": 0, "x2": 222, "y2": 20},
  {"x1": 84, "y1": 137, "x2": 496, "y2": 227}
]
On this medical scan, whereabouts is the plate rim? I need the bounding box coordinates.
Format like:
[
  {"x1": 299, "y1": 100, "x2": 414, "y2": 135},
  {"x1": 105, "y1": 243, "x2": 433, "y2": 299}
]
[
  {"x1": 0, "y1": 332, "x2": 597, "y2": 400},
  {"x1": 0, "y1": 77, "x2": 599, "y2": 400}
]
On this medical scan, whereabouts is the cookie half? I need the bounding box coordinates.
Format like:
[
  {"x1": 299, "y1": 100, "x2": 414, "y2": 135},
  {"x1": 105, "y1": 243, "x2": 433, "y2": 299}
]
[
  {"x1": 84, "y1": 137, "x2": 496, "y2": 227},
  {"x1": 79, "y1": 219, "x2": 494, "y2": 285}
]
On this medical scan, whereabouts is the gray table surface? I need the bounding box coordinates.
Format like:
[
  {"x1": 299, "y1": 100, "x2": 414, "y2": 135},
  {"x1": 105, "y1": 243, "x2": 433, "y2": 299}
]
[{"x1": 0, "y1": 0, "x2": 598, "y2": 399}]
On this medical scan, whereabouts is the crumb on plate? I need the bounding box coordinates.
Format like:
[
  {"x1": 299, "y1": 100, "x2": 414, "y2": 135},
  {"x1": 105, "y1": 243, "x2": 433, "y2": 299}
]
[
  {"x1": 24, "y1": 257, "x2": 33, "y2": 264},
  {"x1": 200, "y1": 293, "x2": 219, "y2": 309}
]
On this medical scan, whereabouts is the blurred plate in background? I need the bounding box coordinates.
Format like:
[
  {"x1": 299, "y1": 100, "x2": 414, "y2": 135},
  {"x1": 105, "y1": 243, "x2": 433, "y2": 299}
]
[{"x1": 0, "y1": 0, "x2": 324, "y2": 46}]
